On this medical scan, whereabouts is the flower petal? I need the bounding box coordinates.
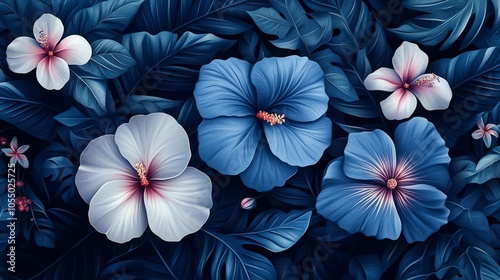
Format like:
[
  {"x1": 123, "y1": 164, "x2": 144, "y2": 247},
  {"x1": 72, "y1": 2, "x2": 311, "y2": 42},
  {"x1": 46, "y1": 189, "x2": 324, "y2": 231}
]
[
  {"x1": 114, "y1": 113, "x2": 191, "y2": 181},
  {"x1": 198, "y1": 116, "x2": 260, "y2": 175},
  {"x1": 17, "y1": 155, "x2": 29, "y2": 169},
  {"x1": 194, "y1": 58, "x2": 256, "y2": 118},
  {"x1": 251, "y1": 56, "x2": 328, "y2": 122},
  {"x1": 343, "y1": 129, "x2": 396, "y2": 184},
  {"x1": 486, "y1": 123, "x2": 496, "y2": 130},
  {"x1": 33, "y1": 13, "x2": 64, "y2": 49},
  {"x1": 145, "y1": 167, "x2": 212, "y2": 242},
  {"x1": 89, "y1": 180, "x2": 147, "y2": 243},
  {"x1": 317, "y1": 158, "x2": 402, "y2": 240},
  {"x1": 394, "y1": 117, "x2": 451, "y2": 192},
  {"x1": 472, "y1": 129, "x2": 484, "y2": 140},
  {"x1": 1, "y1": 148, "x2": 14, "y2": 157},
  {"x1": 10, "y1": 136, "x2": 18, "y2": 150},
  {"x1": 6, "y1": 37, "x2": 46, "y2": 73},
  {"x1": 477, "y1": 118, "x2": 486, "y2": 130},
  {"x1": 36, "y1": 56, "x2": 70, "y2": 90},
  {"x1": 75, "y1": 135, "x2": 136, "y2": 204},
  {"x1": 380, "y1": 88, "x2": 417, "y2": 120},
  {"x1": 410, "y1": 74, "x2": 452, "y2": 111},
  {"x1": 54, "y1": 35, "x2": 92, "y2": 65},
  {"x1": 240, "y1": 142, "x2": 298, "y2": 192},
  {"x1": 394, "y1": 184, "x2": 449, "y2": 243},
  {"x1": 17, "y1": 144, "x2": 29, "y2": 154},
  {"x1": 484, "y1": 133, "x2": 493, "y2": 148},
  {"x1": 264, "y1": 117, "x2": 332, "y2": 166},
  {"x1": 392, "y1": 41, "x2": 428, "y2": 82},
  {"x1": 364, "y1": 67, "x2": 402, "y2": 92}
]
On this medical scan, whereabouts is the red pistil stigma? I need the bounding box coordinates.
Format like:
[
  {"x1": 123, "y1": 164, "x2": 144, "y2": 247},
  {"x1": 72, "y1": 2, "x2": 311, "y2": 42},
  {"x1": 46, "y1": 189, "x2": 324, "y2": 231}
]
[{"x1": 256, "y1": 110, "x2": 285, "y2": 126}]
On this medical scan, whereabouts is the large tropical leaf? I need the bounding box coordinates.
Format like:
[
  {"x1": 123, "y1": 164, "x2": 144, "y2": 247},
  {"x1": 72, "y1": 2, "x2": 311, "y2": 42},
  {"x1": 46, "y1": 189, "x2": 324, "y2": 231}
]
[
  {"x1": 427, "y1": 47, "x2": 500, "y2": 148},
  {"x1": 114, "y1": 31, "x2": 234, "y2": 99},
  {"x1": 134, "y1": 0, "x2": 267, "y2": 35},
  {"x1": 197, "y1": 210, "x2": 312, "y2": 280},
  {"x1": 249, "y1": 0, "x2": 333, "y2": 55},
  {"x1": 0, "y1": 80, "x2": 60, "y2": 141},
  {"x1": 65, "y1": 0, "x2": 144, "y2": 42},
  {"x1": 304, "y1": 0, "x2": 392, "y2": 68},
  {"x1": 392, "y1": 0, "x2": 499, "y2": 50}
]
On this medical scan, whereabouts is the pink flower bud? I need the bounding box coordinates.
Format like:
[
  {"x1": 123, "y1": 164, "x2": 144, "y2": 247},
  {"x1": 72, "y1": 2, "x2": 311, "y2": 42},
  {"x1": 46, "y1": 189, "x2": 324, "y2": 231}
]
[{"x1": 240, "y1": 197, "x2": 256, "y2": 210}]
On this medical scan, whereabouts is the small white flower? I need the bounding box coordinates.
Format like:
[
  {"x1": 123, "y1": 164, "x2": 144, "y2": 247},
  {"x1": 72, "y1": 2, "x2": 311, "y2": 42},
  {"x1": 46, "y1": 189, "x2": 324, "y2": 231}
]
[
  {"x1": 1, "y1": 136, "x2": 29, "y2": 168},
  {"x1": 472, "y1": 118, "x2": 499, "y2": 148},
  {"x1": 6, "y1": 14, "x2": 92, "y2": 90}
]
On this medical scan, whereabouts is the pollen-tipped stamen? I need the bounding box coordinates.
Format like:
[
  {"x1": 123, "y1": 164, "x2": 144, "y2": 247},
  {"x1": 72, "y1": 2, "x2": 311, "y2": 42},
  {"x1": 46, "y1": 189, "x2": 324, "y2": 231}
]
[
  {"x1": 256, "y1": 110, "x2": 285, "y2": 126},
  {"x1": 386, "y1": 178, "x2": 397, "y2": 189},
  {"x1": 413, "y1": 73, "x2": 440, "y2": 87},
  {"x1": 37, "y1": 30, "x2": 49, "y2": 50},
  {"x1": 135, "y1": 162, "x2": 149, "y2": 187}
]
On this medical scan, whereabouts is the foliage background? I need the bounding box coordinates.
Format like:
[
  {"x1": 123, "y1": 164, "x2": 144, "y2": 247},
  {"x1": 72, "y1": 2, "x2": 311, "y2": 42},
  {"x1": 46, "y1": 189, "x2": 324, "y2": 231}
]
[{"x1": 0, "y1": 0, "x2": 500, "y2": 279}]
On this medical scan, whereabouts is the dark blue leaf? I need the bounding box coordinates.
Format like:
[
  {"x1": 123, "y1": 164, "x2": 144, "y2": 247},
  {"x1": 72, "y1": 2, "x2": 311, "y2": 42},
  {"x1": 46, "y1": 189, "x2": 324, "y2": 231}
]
[
  {"x1": 0, "y1": 0, "x2": 45, "y2": 37},
  {"x1": 41, "y1": 156, "x2": 78, "y2": 203},
  {"x1": 198, "y1": 210, "x2": 311, "y2": 280},
  {"x1": 391, "y1": 0, "x2": 493, "y2": 50},
  {"x1": 310, "y1": 49, "x2": 358, "y2": 102},
  {"x1": 469, "y1": 146, "x2": 500, "y2": 184},
  {"x1": 78, "y1": 39, "x2": 136, "y2": 80},
  {"x1": 54, "y1": 106, "x2": 94, "y2": 128},
  {"x1": 248, "y1": 7, "x2": 292, "y2": 38},
  {"x1": 119, "y1": 95, "x2": 183, "y2": 114},
  {"x1": 239, "y1": 31, "x2": 272, "y2": 64},
  {"x1": 348, "y1": 254, "x2": 383, "y2": 280},
  {"x1": 147, "y1": 234, "x2": 195, "y2": 280},
  {"x1": 304, "y1": 0, "x2": 392, "y2": 66},
  {"x1": 428, "y1": 47, "x2": 500, "y2": 147},
  {"x1": 28, "y1": 231, "x2": 141, "y2": 279},
  {"x1": 198, "y1": 229, "x2": 278, "y2": 280},
  {"x1": 0, "y1": 80, "x2": 60, "y2": 141},
  {"x1": 252, "y1": 0, "x2": 332, "y2": 55},
  {"x1": 232, "y1": 210, "x2": 312, "y2": 252},
  {"x1": 115, "y1": 31, "x2": 234, "y2": 98},
  {"x1": 398, "y1": 229, "x2": 500, "y2": 279},
  {"x1": 61, "y1": 68, "x2": 110, "y2": 116},
  {"x1": 133, "y1": 0, "x2": 267, "y2": 35},
  {"x1": 66, "y1": 0, "x2": 144, "y2": 42}
]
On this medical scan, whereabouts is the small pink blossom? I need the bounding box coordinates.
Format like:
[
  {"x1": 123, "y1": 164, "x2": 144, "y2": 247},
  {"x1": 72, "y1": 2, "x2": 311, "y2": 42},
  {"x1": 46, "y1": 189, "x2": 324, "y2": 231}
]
[
  {"x1": 472, "y1": 118, "x2": 499, "y2": 148},
  {"x1": 2, "y1": 137, "x2": 30, "y2": 168},
  {"x1": 6, "y1": 14, "x2": 92, "y2": 90},
  {"x1": 240, "y1": 197, "x2": 257, "y2": 210},
  {"x1": 364, "y1": 41, "x2": 452, "y2": 120}
]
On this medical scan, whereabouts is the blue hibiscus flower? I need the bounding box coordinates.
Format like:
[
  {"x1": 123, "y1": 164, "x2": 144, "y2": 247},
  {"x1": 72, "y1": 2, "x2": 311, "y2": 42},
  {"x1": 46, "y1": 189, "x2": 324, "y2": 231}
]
[
  {"x1": 316, "y1": 117, "x2": 450, "y2": 243},
  {"x1": 194, "y1": 56, "x2": 332, "y2": 191}
]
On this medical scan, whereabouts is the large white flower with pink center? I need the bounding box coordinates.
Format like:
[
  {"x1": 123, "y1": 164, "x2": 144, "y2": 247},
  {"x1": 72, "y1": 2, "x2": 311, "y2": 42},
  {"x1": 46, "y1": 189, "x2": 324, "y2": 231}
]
[
  {"x1": 75, "y1": 113, "x2": 213, "y2": 243},
  {"x1": 6, "y1": 13, "x2": 92, "y2": 90},
  {"x1": 364, "y1": 41, "x2": 452, "y2": 120}
]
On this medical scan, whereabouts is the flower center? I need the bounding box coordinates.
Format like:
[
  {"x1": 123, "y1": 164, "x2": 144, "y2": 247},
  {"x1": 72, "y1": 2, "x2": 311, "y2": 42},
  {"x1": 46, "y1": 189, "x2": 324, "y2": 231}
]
[
  {"x1": 48, "y1": 51, "x2": 54, "y2": 56},
  {"x1": 413, "y1": 73, "x2": 440, "y2": 87},
  {"x1": 135, "y1": 162, "x2": 149, "y2": 187},
  {"x1": 37, "y1": 30, "x2": 50, "y2": 51},
  {"x1": 403, "y1": 83, "x2": 410, "y2": 89},
  {"x1": 386, "y1": 178, "x2": 397, "y2": 189},
  {"x1": 255, "y1": 110, "x2": 285, "y2": 126}
]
